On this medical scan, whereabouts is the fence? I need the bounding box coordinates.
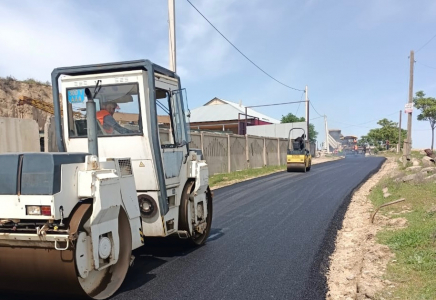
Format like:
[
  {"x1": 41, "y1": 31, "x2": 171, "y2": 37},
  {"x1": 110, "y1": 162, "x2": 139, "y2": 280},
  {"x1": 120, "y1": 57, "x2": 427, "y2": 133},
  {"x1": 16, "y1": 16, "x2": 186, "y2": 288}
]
[
  {"x1": 0, "y1": 117, "x2": 317, "y2": 176},
  {"x1": 190, "y1": 131, "x2": 292, "y2": 175}
]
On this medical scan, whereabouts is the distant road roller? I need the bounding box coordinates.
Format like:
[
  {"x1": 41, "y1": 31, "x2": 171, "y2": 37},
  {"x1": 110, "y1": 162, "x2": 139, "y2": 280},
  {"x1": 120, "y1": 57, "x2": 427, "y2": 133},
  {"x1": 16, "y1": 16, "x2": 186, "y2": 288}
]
[
  {"x1": 286, "y1": 128, "x2": 312, "y2": 172},
  {"x1": 0, "y1": 60, "x2": 212, "y2": 299}
]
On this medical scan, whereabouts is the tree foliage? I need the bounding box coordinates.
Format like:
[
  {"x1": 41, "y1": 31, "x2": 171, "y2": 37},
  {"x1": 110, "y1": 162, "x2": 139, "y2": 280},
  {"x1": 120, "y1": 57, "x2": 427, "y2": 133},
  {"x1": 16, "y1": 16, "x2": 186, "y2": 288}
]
[
  {"x1": 280, "y1": 112, "x2": 318, "y2": 143},
  {"x1": 358, "y1": 118, "x2": 406, "y2": 149},
  {"x1": 413, "y1": 90, "x2": 436, "y2": 150}
]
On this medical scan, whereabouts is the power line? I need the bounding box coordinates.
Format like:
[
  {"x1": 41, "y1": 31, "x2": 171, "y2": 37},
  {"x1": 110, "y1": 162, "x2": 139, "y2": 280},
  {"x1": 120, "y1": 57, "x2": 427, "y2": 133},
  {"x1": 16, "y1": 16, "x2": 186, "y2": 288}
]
[
  {"x1": 295, "y1": 91, "x2": 305, "y2": 115},
  {"x1": 416, "y1": 33, "x2": 436, "y2": 53},
  {"x1": 185, "y1": 0, "x2": 304, "y2": 92},
  {"x1": 328, "y1": 111, "x2": 398, "y2": 129},
  {"x1": 416, "y1": 61, "x2": 436, "y2": 70},
  {"x1": 309, "y1": 100, "x2": 323, "y2": 117}
]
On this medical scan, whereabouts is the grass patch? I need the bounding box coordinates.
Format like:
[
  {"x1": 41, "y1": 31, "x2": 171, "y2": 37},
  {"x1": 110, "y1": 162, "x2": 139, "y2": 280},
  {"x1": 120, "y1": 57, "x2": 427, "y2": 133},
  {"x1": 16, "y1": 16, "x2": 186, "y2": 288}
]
[
  {"x1": 22, "y1": 78, "x2": 51, "y2": 86},
  {"x1": 369, "y1": 161, "x2": 436, "y2": 299},
  {"x1": 209, "y1": 165, "x2": 286, "y2": 188}
]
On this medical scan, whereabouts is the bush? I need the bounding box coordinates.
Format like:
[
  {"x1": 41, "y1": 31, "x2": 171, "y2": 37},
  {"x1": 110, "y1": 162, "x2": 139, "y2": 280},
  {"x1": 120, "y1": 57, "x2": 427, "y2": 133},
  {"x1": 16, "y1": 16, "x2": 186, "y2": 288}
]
[{"x1": 0, "y1": 75, "x2": 18, "y2": 91}]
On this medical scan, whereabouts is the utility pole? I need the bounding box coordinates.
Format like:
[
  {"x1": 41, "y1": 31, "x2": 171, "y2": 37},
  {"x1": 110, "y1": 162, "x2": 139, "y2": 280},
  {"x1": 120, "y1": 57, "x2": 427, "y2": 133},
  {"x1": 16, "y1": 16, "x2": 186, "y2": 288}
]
[
  {"x1": 403, "y1": 50, "x2": 414, "y2": 166},
  {"x1": 324, "y1": 115, "x2": 329, "y2": 153},
  {"x1": 168, "y1": 0, "x2": 176, "y2": 72},
  {"x1": 305, "y1": 86, "x2": 309, "y2": 143},
  {"x1": 397, "y1": 110, "x2": 402, "y2": 153}
]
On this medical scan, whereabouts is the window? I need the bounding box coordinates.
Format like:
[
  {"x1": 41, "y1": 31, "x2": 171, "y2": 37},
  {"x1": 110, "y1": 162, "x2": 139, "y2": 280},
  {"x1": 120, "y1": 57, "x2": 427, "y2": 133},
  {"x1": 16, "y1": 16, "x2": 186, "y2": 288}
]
[
  {"x1": 156, "y1": 88, "x2": 190, "y2": 148},
  {"x1": 67, "y1": 83, "x2": 142, "y2": 137}
]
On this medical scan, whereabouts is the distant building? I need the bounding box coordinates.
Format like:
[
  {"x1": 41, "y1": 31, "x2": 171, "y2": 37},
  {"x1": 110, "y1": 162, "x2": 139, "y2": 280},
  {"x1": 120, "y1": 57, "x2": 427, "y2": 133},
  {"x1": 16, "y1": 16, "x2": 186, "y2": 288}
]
[
  {"x1": 328, "y1": 129, "x2": 343, "y2": 152},
  {"x1": 189, "y1": 97, "x2": 279, "y2": 134},
  {"x1": 247, "y1": 122, "x2": 308, "y2": 139}
]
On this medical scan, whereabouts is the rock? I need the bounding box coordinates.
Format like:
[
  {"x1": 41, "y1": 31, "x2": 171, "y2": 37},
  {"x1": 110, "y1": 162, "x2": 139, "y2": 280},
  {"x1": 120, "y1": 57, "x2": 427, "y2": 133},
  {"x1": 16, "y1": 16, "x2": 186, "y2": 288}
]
[
  {"x1": 412, "y1": 159, "x2": 420, "y2": 166},
  {"x1": 406, "y1": 166, "x2": 422, "y2": 172},
  {"x1": 382, "y1": 187, "x2": 388, "y2": 193},
  {"x1": 421, "y1": 166, "x2": 436, "y2": 173},
  {"x1": 424, "y1": 174, "x2": 436, "y2": 182},
  {"x1": 383, "y1": 193, "x2": 392, "y2": 198},
  {"x1": 399, "y1": 157, "x2": 403, "y2": 163},
  {"x1": 346, "y1": 274, "x2": 355, "y2": 280},
  {"x1": 387, "y1": 217, "x2": 408, "y2": 228},
  {"x1": 394, "y1": 174, "x2": 416, "y2": 182},
  {"x1": 422, "y1": 156, "x2": 435, "y2": 167}
]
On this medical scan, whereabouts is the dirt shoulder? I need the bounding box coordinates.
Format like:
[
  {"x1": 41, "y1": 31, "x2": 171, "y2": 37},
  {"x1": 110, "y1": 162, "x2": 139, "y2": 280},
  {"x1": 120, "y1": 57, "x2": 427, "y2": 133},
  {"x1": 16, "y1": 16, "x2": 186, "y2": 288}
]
[{"x1": 326, "y1": 158, "x2": 397, "y2": 299}]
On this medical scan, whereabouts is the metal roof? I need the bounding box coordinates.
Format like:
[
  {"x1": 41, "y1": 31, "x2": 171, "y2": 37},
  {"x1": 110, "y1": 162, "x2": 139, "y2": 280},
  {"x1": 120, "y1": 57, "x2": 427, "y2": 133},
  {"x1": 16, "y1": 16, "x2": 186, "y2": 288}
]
[{"x1": 190, "y1": 98, "x2": 280, "y2": 124}]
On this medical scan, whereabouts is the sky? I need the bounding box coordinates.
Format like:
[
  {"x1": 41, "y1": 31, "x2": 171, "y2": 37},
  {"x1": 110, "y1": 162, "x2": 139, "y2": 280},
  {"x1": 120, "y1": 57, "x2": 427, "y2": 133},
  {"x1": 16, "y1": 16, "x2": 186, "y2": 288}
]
[{"x1": 1, "y1": 0, "x2": 436, "y2": 148}]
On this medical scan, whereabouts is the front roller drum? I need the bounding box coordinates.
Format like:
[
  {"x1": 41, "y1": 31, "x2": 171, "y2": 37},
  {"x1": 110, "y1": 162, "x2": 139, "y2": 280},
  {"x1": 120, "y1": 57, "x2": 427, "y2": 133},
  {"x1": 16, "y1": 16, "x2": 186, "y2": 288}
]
[
  {"x1": 287, "y1": 162, "x2": 306, "y2": 173},
  {"x1": 0, "y1": 204, "x2": 132, "y2": 299},
  {"x1": 179, "y1": 183, "x2": 213, "y2": 246}
]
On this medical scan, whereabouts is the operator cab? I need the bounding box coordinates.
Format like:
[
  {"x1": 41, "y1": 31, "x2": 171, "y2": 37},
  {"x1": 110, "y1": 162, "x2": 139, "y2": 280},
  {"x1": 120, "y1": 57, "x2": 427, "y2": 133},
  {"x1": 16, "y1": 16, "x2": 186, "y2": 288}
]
[{"x1": 53, "y1": 60, "x2": 192, "y2": 217}]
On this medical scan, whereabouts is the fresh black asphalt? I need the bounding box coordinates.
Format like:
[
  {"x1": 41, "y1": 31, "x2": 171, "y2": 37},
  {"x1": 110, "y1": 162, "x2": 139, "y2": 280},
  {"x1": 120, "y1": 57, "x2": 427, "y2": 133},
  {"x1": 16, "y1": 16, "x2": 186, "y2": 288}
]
[
  {"x1": 114, "y1": 156, "x2": 385, "y2": 300},
  {"x1": 4, "y1": 156, "x2": 385, "y2": 300}
]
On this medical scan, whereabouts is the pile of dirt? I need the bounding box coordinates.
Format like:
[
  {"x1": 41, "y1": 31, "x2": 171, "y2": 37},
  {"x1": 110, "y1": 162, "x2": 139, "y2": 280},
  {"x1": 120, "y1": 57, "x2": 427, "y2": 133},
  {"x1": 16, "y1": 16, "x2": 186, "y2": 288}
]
[
  {"x1": 0, "y1": 77, "x2": 53, "y2": 130},
  {"x1": 326, "y1": 158, "x2": 399, "y2": 300}
]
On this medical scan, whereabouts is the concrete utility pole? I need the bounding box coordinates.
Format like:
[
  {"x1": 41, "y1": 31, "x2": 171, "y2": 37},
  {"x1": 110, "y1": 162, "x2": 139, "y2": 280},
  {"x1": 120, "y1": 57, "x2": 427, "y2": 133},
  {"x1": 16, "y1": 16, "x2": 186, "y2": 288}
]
[
  {"x1": 305, "y1": 86, "x2": 309, "y2": 142},
  {"x1": 397, "y1": 110, "x2": 402, "y2": 153},
  {"x1": 324, "y1": 115, "x2": 329, "y2": 153},
  {"x1": 168, "y1": 0, "x2": 176, "y2": 72},
  {"x1": 403, "y1": 50, "x2": 414, "y2": 165}
]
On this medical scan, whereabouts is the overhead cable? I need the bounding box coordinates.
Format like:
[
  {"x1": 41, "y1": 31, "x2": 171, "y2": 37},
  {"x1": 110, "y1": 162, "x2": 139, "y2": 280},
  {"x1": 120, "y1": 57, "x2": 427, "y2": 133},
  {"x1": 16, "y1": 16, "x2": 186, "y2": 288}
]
[
  {"x1": 309, "y1": 100, "x2": 323, "y2": 117},
  {"x1": 416, "y1": 61, "x2": 436, "y2": 70},
  {"x1": 416, "y1": 33, "x2": 436, "y2": 53},
  {"x1": 185, "y1": 0, "x2": 304, "y2": 92}
]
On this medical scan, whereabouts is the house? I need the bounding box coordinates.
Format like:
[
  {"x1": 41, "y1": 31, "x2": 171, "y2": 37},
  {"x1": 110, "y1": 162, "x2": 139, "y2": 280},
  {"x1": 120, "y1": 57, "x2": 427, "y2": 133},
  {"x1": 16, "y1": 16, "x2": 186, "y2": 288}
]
[{"x1": 189, "y1": 97, "x2": 280, "y2": 134}]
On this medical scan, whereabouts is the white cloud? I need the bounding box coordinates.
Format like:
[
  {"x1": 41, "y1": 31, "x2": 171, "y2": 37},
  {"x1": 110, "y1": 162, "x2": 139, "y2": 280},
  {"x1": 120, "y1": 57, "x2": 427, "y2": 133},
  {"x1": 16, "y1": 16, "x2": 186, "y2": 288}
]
[{"x1": 0, "y1": 2, "x2": 121, "y2": 81}]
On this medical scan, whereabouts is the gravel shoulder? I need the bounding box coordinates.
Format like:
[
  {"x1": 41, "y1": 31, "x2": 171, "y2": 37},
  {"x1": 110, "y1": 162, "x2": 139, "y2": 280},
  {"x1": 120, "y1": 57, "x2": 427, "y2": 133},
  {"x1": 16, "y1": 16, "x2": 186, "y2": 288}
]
[{"x1": 326, "y1": 157, "x2": 397, "y2": 300}]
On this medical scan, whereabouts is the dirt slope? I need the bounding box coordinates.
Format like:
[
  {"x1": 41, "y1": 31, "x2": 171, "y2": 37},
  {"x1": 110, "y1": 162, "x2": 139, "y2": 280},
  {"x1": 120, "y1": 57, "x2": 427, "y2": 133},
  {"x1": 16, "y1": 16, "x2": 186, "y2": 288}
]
[{"x1": 0, "y1": 77, "x2": 53, "y2": 131}]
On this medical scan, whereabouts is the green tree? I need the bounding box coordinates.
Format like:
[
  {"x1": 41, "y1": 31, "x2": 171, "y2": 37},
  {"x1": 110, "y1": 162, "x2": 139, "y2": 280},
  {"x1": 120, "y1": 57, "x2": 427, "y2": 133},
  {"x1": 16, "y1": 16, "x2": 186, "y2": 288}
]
[
  {"x1": 413, "y1": 91, "x2": 436, "y2": 150},
  {"x1": 281, "y1": 112, "x2": 318, "y2": 143},
  {"x1": 360, "y1": 118, "x2": 406, "y2": 150}
]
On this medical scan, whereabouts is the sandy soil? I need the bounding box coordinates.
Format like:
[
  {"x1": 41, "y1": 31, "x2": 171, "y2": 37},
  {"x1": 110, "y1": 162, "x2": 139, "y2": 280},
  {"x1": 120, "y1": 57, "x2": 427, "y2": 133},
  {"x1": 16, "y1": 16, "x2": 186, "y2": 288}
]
[{"x1": 326, "y1": 157, "x2": 401, "y2": 299}]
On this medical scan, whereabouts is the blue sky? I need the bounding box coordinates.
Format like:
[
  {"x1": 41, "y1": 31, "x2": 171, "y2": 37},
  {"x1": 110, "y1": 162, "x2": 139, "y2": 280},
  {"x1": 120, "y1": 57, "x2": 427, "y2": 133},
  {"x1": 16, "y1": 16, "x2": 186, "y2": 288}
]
[{"x1": 1, "y1": 0, "x2": 435, "y2": 148}]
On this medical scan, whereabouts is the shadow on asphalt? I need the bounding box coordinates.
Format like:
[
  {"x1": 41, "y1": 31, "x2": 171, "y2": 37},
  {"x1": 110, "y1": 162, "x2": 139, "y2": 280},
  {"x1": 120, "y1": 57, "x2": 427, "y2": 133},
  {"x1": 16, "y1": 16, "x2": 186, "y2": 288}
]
[
  {"x1": 114, "y1": 227, "x2": 225, "y2": 296},
  {"x1": 2, "y1": 228, "x2": 225, "y2": 300}
]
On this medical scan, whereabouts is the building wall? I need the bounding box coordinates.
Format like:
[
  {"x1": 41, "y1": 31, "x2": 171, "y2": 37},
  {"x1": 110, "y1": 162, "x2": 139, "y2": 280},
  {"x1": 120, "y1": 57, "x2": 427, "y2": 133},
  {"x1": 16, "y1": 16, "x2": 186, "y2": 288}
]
[{"x1": 246, "y1": 122, "x2": 308, "y2": 139}]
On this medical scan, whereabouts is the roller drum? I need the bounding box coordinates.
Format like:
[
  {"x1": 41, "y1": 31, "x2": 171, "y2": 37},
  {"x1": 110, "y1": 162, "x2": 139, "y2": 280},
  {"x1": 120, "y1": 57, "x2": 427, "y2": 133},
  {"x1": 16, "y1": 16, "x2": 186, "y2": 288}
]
[
  {"x1": 0, "y1": 204, "x2": 132, "y2": 300},
  {"x1": 287, "y1": 163, "x2": 306, "y2": 172}
]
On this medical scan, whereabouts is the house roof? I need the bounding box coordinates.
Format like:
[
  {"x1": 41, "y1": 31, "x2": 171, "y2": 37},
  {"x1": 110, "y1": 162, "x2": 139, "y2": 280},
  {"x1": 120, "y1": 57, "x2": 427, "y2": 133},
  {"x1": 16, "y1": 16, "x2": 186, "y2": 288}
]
[{"x1": 190, "y1": 97, "x2": 280, "y2": 124}]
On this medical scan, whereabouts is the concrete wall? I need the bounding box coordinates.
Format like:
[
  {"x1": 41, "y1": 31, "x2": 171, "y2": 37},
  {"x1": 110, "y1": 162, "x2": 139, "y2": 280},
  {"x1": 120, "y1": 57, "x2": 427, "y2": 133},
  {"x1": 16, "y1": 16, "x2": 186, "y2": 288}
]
[
  {"x1": 189, "y1": 131, "x2": 288, "y2": 175},
  {"x1": 0, "y1": 117, "x2": 40, "y2": 153},
  {"x1": 247, "y1": 122, "x2": 308, "y2": 139},
  {"x1": 43, "y1": 121, "x2": 289, "y2": 176}
]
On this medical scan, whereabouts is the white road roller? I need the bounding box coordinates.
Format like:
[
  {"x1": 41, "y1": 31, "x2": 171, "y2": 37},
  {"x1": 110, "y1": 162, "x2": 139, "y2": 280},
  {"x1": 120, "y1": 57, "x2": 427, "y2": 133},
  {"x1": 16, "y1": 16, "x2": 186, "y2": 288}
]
[{"x1": 0, "y1": 60, "x2": 212, "y2": 299}]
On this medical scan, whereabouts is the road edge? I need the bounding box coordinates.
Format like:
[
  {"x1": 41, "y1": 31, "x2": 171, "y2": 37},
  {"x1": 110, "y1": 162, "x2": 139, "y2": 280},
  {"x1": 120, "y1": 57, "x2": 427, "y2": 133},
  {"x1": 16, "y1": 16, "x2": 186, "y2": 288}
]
[{"x1": 301, "y1": 157, "x2": 386, "y2": 300}]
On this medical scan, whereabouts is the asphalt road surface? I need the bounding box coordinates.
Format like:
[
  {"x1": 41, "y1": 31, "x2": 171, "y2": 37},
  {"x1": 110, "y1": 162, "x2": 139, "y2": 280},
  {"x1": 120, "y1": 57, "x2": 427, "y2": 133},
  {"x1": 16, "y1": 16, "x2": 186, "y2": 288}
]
[{"x1": 5, "y1": 156, "x2": 385, "y2": 300}]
